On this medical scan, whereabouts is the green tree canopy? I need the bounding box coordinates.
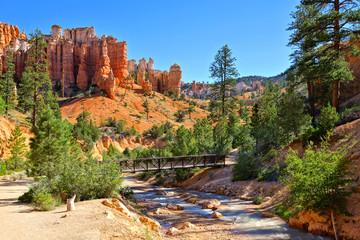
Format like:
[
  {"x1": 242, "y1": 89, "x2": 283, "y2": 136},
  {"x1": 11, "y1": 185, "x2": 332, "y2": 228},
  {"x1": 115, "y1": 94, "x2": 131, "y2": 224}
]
[
  {"x1": 0, "y1": 48, "x2": 16, "y2": 114},
  {"x1": 209, "y1": 44, "x2": 239, "y2": 116}
]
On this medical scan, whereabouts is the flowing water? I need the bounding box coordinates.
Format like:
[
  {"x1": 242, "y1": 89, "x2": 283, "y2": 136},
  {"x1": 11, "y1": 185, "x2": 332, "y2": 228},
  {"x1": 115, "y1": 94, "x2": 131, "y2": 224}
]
[{"x1": 125, "y1": 178, "x2": 331, "y2": 240}]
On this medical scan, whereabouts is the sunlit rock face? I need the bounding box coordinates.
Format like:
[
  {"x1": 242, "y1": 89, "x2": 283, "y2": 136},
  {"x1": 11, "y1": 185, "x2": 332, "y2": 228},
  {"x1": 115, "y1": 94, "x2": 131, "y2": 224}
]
[
  {"x1": 1, "y1": 22, "x2": 182, "y2": 98},
  {"x1": 128, "y1": 57, "x2": 182, "y2": 95}
]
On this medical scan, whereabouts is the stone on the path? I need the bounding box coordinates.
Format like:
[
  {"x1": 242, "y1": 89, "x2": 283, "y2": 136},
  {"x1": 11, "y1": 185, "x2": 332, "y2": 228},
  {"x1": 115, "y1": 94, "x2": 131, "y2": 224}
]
[
  {"x1": 139, "y1": 216, "x2": 162, "y2": 231},
  {"x1": 166, "y1": 203, "x2": 184, "y2": 210},
  {"x1": 180, "y1": 222, "x2": 195, "y2": 229},
  {"x1": 167, "y1": 227, "x2": 179, "y2": 235},
  {"x1": 212, "y1": 211, "x2": 223, "y2": 218},
  {"x1": 102, "y1": 199, "x2": 133, "y2": 217}
]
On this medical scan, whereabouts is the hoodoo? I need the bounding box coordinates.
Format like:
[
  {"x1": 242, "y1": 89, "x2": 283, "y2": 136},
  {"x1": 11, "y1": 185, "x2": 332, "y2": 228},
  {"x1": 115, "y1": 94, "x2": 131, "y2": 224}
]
[{"x1": 0, "y1": 23, "x2": 182, "y2": 98}]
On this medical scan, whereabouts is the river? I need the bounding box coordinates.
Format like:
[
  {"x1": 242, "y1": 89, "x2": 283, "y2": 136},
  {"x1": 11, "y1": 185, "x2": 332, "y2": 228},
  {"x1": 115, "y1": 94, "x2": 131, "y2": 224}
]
[{"x1": 124, "y1": 177, "x2": 331, "y2": 240}]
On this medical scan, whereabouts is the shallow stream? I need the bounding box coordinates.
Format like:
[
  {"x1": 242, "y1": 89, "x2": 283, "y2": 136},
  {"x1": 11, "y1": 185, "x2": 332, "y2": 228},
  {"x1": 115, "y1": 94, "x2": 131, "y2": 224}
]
[{"x1": 125, "y1": 177, "x2": 331, "y2": 240}]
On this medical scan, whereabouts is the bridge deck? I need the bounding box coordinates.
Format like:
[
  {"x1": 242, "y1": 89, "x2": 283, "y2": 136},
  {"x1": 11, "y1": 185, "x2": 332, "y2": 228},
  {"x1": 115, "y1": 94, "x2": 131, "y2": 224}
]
[{"x1": 119, "y1": 154, "x2": 225, "y2": 173}]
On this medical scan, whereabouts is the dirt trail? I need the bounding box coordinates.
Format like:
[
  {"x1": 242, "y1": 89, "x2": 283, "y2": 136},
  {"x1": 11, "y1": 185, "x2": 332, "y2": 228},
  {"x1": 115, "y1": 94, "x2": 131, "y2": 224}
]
[{"x1": 0, "y1": 178, "x2": 157, "y2": 240}]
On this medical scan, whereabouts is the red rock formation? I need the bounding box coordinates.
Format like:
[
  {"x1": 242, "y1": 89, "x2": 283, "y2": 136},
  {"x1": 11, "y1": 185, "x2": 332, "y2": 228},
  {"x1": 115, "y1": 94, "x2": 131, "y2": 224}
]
[
  {"x1": 0, "y1": 22, "x2": 27, "y2": 77},
  {"x1": 92, "y1": 40, "x2": 117, "y2": 100},
  {"x1": 128, "y1": 58, "x2": 182, "y2": 95},
  {"x1": 142, "y1": 80, "x2": 153, "y2": 96},
  {"x1": 1, "y1": 23, "x2": 182, "y2": 99},
  {"x1": 76, "y1": 44, "x2": 89, "y2": 89},
  {"x1": 0, "y1": 22, "x2": 27, "y2": 50},
  {"x1": 168, "y1": 63, "x2": 182, "y2": 94}
]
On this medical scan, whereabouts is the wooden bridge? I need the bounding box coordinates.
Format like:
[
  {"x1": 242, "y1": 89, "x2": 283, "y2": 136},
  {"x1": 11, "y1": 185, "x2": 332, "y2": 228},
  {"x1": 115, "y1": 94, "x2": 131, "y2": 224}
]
[{"x1": 119, "y1": 154, "x2": 226, "y2": 173}]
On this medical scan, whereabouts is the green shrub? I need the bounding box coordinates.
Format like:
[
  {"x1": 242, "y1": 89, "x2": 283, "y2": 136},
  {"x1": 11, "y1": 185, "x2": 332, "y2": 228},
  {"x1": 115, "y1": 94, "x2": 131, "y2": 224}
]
[
  {"x1": 174, "y1": 110, "x2": 185, "y2": 122},
  {"x1": 257, "y1": 164, "x2": 285, "y2": 182},
  {"x1": 283, "y1": 140, "x2": 353, "y2": 214},
  {"x1": 319, "y1": 103, "x2": 339, "y2": 132},
  {"x1": 253, "y1": 194, "x2": 265, "y2": 205},
  {"x1": 119, "y1": 186, "x2": 134, "y2": 200},
  {"x1": 273, "y1": 204, "x2": 298, "y2": 221},
  {"x1": 33, "y1": 193, "x2": 61, "y2": 211},
  {"x1": 173, "y1": 167, "x2": 200, "y2": 182},
  {"x1": 0, "y1": 163, "x2": 8, "y2": 176},
  {"x1": 144, "y1": 124, "x2": 164, "y2": 139},
  {"x1": 18, "y1": 188, "x2": 35, "y2": 203},
  {"x1": 232, "y1": 151, "x2": 261, "y2": 181},
  {"x1": 138, "y1": 171, "x2": 157, "y2": 181}
]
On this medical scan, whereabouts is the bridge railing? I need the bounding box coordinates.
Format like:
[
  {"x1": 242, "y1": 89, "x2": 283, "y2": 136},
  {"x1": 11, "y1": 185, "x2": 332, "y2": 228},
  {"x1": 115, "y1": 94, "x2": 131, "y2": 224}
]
[{"x1": 119, "y1": 154, "x2": 225, "y2": 173}]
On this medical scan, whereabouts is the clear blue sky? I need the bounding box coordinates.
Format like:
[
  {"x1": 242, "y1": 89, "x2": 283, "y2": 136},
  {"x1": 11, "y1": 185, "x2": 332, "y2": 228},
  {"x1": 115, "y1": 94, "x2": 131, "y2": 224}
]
[{"x1": 2, "y1": 0, "x2": 299, "y2": 83}]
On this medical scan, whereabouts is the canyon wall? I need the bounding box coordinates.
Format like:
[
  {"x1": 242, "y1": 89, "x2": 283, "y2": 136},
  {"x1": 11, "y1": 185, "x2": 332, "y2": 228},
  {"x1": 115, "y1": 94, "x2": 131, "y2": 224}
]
[
  {"x1": 1, "y1": 22, "x2": 182, "y2": 98},
  {"x1": 0, "y1": 22, "x2": 27, "y2": 76},
  {"x1": 127, "y1": 58, "x2": 182, "y2": 95},
  {"x1": 44, "y1": 25, "x2": 128, "y2": 97}
]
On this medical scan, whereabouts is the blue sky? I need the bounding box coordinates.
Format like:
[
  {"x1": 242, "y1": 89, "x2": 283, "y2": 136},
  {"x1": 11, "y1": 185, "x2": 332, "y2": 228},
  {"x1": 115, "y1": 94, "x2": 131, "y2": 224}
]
[{"x1": 2, "y1": 0, "x2": 299, "y2": 83}]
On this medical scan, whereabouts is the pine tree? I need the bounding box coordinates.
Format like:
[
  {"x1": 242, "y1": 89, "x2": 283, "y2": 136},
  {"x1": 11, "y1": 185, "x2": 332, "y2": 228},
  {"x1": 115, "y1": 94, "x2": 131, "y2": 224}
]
[
  {"x1": 6, "y1": 126, "x2": 27, "y2": 170},
  {"x1": 17, "y1": 66, "x2": 34, "y2": 113},
  {"x1": 0, "y1": 48, "x2": 16, "y2": 114},
  {"x1": 278, "y1": 85, "x2": 311, "y2": 140},
  {"x1": 24, "y1": 29, "x2": 58, "y2": 126},
  {"x1": 288, "y1": 1, "x2": 360, "y2": 110},
  {"x1": 142, "y1": 98, "x2": 149, "y2": 119},
  {"x1": 193, "y1": 118, "x2": 214, "y2": 154},
  {"x1": 29, "y1": 103, "x2": 72, "y2": 178},
  {"x1": 188, "y1": 101, "x2": 195, "y2": 119},
  {"x1": 209, "y1": 45, "x2": 239, "y2": 116},
  {"x1": 213, "y1": 117, "x2": 233, "y2": 156}
]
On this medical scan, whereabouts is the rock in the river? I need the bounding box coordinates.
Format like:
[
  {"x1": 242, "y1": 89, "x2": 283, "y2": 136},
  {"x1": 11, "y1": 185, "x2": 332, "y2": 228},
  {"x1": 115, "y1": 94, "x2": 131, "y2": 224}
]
[
  {"x1": 154, "y1": 189, "x2": 167, "y2": 195},
  {"x1": 212, "y1": 211, "x2": 223, "y2": 218},
  {"x1": 166, "y1": 203, "x2": 184, "y2": 211},
  {"x1": 199, "y1": 199, "x2": 221, "y2": 209}
]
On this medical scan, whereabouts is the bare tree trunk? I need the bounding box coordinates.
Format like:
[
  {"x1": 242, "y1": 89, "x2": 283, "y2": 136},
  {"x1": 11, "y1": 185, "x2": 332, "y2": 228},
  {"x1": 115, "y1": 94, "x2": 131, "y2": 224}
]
[
  {"x1": 67, "y1": 194, "x2": 76, "y2": 211},
  {"x1": 333, "y1": 0, "x2": 340, "y2": 111},
  {"x1": 331, "y1": 209, "x2": 338, "y2": 240},
  {"x1": 307, "y1": 81, "x2": 315, "y2": 123}
]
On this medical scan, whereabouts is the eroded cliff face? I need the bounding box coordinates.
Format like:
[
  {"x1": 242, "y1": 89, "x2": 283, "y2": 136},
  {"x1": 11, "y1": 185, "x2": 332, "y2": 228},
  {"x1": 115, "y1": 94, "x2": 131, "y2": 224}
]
[
  {"x1": 44, "y1": 25, "x2": 128, "y2": 96},
  {"x1": 0, "y1": 22, "x2": 27, "y2": 76},
  {"x1": 1, "y1": 22, "x2": 182, "y2": 99},
  {"x1": 128, "y1": 57, "x2": 182, "y2": 95}
]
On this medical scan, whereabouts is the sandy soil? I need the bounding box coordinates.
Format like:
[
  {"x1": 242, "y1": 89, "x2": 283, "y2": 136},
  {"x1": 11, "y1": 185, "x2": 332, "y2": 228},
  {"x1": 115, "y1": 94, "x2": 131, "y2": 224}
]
[{"x1": 0, "y1": 178, "x2": 161, "y2": 240}]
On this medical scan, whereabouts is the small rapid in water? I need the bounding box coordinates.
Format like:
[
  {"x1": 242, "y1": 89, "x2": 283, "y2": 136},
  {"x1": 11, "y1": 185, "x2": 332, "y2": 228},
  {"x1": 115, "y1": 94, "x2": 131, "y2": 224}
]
[{"x1": 125, "y1": 177, "x2": 331, "y2": 240}]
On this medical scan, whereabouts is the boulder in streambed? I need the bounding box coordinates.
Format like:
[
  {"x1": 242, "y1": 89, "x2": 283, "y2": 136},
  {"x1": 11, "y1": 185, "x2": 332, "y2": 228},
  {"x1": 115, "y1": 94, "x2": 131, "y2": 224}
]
[
  {"x1": 166, "y1": 203, "x2": 184, "y2": 210},
  {"x1": 212, "y1": 211, "x2": 224, "y2": 218}
]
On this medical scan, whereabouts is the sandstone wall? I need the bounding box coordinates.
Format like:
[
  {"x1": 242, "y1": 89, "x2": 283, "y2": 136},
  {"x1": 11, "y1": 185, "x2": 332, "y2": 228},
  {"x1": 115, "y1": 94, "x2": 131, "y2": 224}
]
[
  {"x1": 1, "y1": 24, "x2": 128, "y2": 97},
  {"x1": 127, "y1": 58, "x2": 182, "y2": 95},
  {"x1": 1, "y1": 22, "x2": 182, "y2": 99}
]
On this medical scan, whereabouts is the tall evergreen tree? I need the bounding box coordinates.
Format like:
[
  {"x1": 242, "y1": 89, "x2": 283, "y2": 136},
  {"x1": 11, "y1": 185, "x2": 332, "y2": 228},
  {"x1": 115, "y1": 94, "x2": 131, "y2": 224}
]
[
  {"x1": 18, "y1": 66, "x2": 34, "y2": 113},
  {"x1": 6, "y1": 126, "x2": 27, "y2": 170},
  {"x1": 142, "y1": 98, "x2": 149, "y2": 119},
  {"x1": 188, "y1": 101, "x2": 195, "y2": 119},
  {"x1": 213, "y1": 118, "x2": 233, "y2": 156},
  {"x1": 29, "y1": 103, "x2": 72, "y2": 178},
  {"x1": 288, "y1": 1, "x2": 360, "y2": 111},
  {"x1": 209, "y1": 44, "x2": 239, "y2": 116},
  {"x1": 24, "y1": 29, "x2": 58, "y2": 126},
  {"x1": 0, "y1": 48, "x2": 16, "y2": 114},
  {"x1": 278, "y1": 85, "x2": 311, "y2": 140}
]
